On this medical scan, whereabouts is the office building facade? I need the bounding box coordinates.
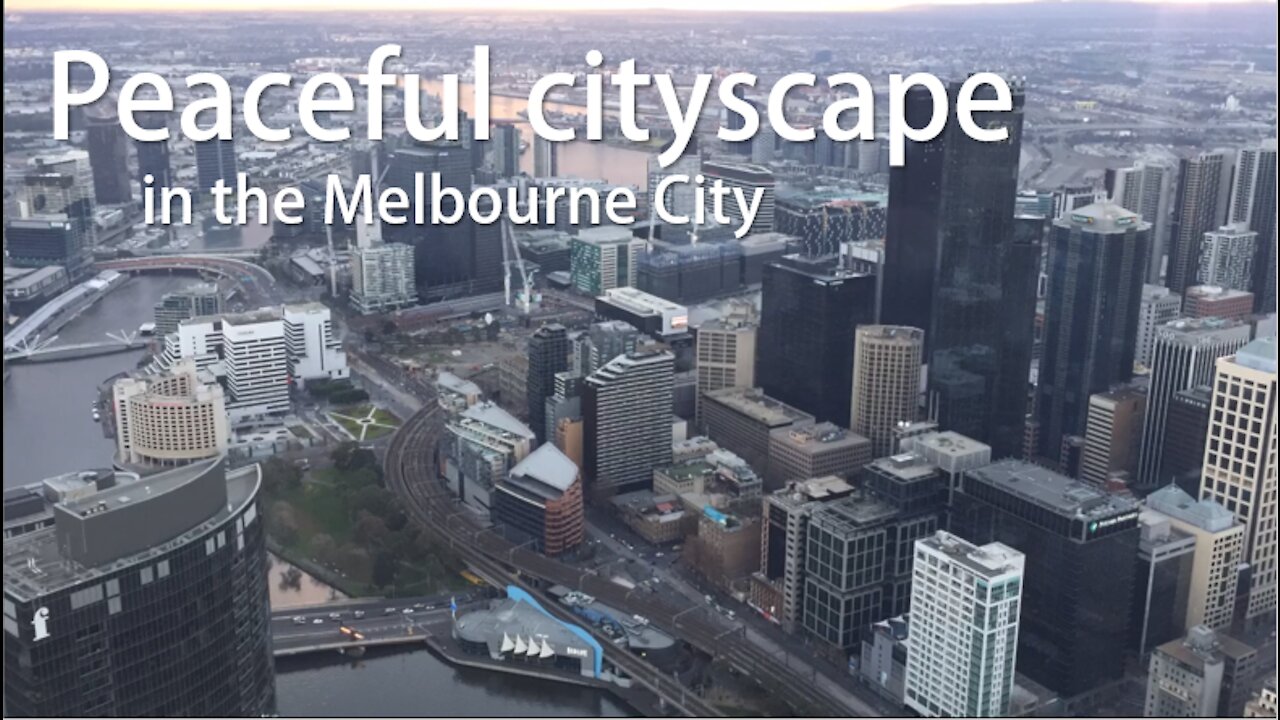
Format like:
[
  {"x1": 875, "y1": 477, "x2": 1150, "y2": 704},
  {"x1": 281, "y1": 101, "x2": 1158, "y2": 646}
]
[
  {"x1": 694, "y1": 315, "x2": 758, "y2": 427},
  {"x1": 491, "y1": 444, "x2": 585, "y2": 557},
  {"x1": 1136, "y1": 318, "x2": 1251, "y2": 489},
  {"x1": 153, "y1": 283, "x2": 224, "y2": 336},
  {"x1": 195, "y1": 137, "x2": 238, "y2": 193},
  {"x1": 1198, "y1": 222, "x2": 1257, "y2": 292},
  {"x1": 757, "y1": 256, "x2": 876, "y2": 425},
  {"x1": 1080, "y1": 382, "x2": 1147, "y2": 486},
  {"x1": 1199, "y1": 338, "x2": 1277, "y2": 622},
  {"x1": 1110, "y1": 160, "x2": 1173, "y2": 284},
  {"x1": 527, "y1": 324, "x2": 570, "y2": 444},
  {"x1": 84, "y1": 104, "x2": 133, "y2": 205},
  {"x1": 112, "y1": 360, "x2": 229, "y2": 468},
  {"x1": 1145, "y1": 484, "x2": 1244, "y2": 632},
  {"x1": 1228, "y1": 140, "x2": 1277, "y2": 312},
  {"x1": 882, "y1": 79, "x2": 1036, "y2": 460},
  {"x1": 952, "y1": 459, "x2": 1140, "y2": 699}
]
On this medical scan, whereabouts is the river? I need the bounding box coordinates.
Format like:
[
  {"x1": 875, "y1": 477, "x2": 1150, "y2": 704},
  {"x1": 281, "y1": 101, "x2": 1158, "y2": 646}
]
[
  {"x1": 2, "y1": 274, "x2": 632, "y2": 717},
  {"x1": 420, "y1": 80, "x2": 653, "y2": 190}
]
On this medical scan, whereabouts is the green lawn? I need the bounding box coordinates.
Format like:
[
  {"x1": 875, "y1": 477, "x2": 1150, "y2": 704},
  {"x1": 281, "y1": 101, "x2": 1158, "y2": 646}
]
[{"x1": 329, "y1": 404, "x2": 401, "y2": 442}]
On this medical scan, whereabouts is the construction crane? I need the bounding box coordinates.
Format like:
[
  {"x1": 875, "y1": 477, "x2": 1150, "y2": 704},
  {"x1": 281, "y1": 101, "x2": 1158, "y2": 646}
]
[{"x1": 501, "y1": 220, "x2": 537, "y2": 314}]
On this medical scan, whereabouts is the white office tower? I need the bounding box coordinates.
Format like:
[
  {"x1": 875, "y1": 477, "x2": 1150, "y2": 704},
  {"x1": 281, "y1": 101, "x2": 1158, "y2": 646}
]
[
  {"x1": 1112, "y1": 161, "x2": 1174, "y2": 283},
  {"x1": 1229, "y1": 139, "x2": 1277, "y2": 226},
  {"x1": 1200, "y1": 337, "x2": 1278, "y2": 622},
  {"x1": 350, "y1": 220, "x2": 417, "y2": 314},
  {"x1": 647, "y1": 145, "x2": 701, "y2": 225},
  {"x1": 282, "y1": 303, "x2": 348, "y2": 387},
  {"x1": 221, "y1": 309, "x2": 291, "y2": 422},
  {"x1": 1198, "y1": 222, "x2": 1257, "y2": 292},
  {"x1": 905, "y1": 531, "x2": 1025, "y2": 718},
  {"x1": 1136, "y1": 284, "x2": 1183, "y2": 368}
]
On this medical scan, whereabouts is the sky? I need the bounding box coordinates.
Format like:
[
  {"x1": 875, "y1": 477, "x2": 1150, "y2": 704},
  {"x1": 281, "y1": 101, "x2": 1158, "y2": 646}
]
[{"x1": 5, "y1": 0, "x2": 1274, "y2": 12}]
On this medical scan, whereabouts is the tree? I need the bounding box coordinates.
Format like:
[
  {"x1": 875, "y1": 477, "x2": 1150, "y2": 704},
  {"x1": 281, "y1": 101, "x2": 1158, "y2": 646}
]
[
  {"x1": 353, "y1": 511, "x2": 389, "y2": 546},
  {"x1": 350, "y1": 485, "x2": 393, "y2": 518},
  {"x1": 372, "y1": 552, "x2": 398, "y2": 588},
  {"x1": 310, "y1": 533, "x2": 337, "y2": 564}
]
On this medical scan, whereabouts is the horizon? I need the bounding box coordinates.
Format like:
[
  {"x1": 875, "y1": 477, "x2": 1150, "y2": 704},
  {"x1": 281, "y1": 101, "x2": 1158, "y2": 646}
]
[{"x1": 5, "y1": 0, "x2": 1277, "y2": 14}]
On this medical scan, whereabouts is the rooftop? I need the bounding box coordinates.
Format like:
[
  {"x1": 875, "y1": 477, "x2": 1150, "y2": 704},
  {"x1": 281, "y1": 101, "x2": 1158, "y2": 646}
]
[
  {"x1": 600, "y1": 287, "x2": 687, "y2": 315},
  {"x1": 509, "y1": 443, "x2": 579, "y2": 493},
  {"x1": 810, "y1": 492, "x2": 900, "y2": 532},
  {"x1": 4, "y1": 460, "x2": 258, "y2": 602},
  {"x1": 1234, "y1": 336, "x2": 1277, "y2": 374},
  {"x1": 1185, "y1": 285, "x2": 1254, "y2": 301},
  {"x1": 966, "y1": 459, "x2": 1140, "y2": 521},
  {"x1": 573, "y1": 225, "x2": 636, "y2": 245},
  {"x1": 1056, "y1": 201, "x2": 1149, "y2": 233},
  {"x1": 771, "y1": 422, "x2": 870, "y2": 453},
  {"x1": 704, "y1": 387, "x2": 814, "y2": 428},
  {"x1": 902, "y1": 430, "x2": 991, "y2": 460},
  {"x1": 919, "y1": 530, "x2": 1025, "y2": 578},
  {"x1": 459, "y1": 402, "x2": 535, "y2": 440},
  {"x1": 1146, "y1": 484, "x2": 1239, "y2": 533}
]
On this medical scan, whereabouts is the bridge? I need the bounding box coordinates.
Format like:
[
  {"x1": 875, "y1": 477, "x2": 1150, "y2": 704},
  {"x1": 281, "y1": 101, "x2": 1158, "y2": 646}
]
[
  {"x1": 270, "y1": 595, "x2": 457, "y2": 657},
  {"x1": 4, "y1": 334, "x2": 148, "y2": 363},
  {"x1": 95, "y1": 254, "x2": 278, "y2": 304},
  {"x1": 4, "y1": 271, "x2": 129, "y2": 354}
]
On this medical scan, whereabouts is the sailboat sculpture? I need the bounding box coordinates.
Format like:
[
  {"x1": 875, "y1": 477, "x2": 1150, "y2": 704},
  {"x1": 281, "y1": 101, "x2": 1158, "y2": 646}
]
[
  {"x1": 524, "y1": 636, "x2": 540, "y2": 657},
  {"x1": 538, "y1": 638, "x2": 554, "y2": 659},
  {"x1": 500, "y1": 633, "x2": 515, "y2": 654},
  {"x1": 514, "y1": 635, "x2": 527, "y2": 655}
]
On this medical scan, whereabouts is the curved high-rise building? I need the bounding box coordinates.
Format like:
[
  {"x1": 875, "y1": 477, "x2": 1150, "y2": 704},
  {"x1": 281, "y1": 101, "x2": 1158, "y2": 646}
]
[
  {"x1": 112, "y1": 360, "x2": 229, "y2": 468},
  {"x1": 850, "y1": 325, "x2": 924, "y2": 458},
  {"x1": 3, "y1": 457, "x2": 275, "y2": 716}
]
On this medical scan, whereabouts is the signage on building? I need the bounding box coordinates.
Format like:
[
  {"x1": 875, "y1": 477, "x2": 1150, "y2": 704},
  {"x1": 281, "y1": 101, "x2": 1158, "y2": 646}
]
[
  {"x1": 564, "y1": 646, "x2": 588, "y2": 658},
  {"x1": 1088, "y1": 511, "x2": 1138, "y2": 534}
]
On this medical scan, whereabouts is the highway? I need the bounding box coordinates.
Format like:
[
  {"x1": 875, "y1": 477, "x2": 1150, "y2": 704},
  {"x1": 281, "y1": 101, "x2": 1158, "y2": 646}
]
[{"x1": 384, "y1": 401, "x2": 868, "y2": 717}]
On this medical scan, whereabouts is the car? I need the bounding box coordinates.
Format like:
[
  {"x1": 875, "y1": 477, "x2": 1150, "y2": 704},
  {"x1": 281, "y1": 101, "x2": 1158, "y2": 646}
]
[
  {"x1": 312, "y1": 618, "x2": 324, "y2": 625},
  {"x1": 353, "y1": 610, "x2": 366, "y2": 619},
  {"x1": 413, "y1": 603, "x2": 425, "y2": 609},
  {"x1": 383, "y1": 607, "x2": 397, "y2": 615},
  {"x1": 402, "y1": 608, "x2": 415, "y2": 615},
  {"x1": 424, "y1": 605, "x2": 436, "y2": 611},
  {"x1": 655, "y1": 552, "x2": 665, "y2": 558},
  {"x1": 328, "y1": 612, "x2": 342, "y2": 620},
  {"x1": 292, "y1": 616, "x2": 306, "y2": 625}
]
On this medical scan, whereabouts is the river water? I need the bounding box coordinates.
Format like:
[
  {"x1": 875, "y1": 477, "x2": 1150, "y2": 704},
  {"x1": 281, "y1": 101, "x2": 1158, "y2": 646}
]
[
  {"x1": 2, "y1": 274, "x2": 631, "y2": 717},
  {"x1": 420, "y1": 80, "x2": 653, "y2": 190}
]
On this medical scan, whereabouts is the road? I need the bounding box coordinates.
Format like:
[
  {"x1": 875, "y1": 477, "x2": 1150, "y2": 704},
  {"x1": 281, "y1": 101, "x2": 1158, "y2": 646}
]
[
  {"x1": 383, "y1": 402, "x2": 870, "y2": 717},
  {"x1": 271, "y1": 597, "x2": 459, "y2": 655}
]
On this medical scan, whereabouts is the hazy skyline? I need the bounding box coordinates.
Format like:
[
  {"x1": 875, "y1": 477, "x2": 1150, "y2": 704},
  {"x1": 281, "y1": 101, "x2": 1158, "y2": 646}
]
[{"x1": 5, "y1": 0, "x2": 1274, "y2": 13}]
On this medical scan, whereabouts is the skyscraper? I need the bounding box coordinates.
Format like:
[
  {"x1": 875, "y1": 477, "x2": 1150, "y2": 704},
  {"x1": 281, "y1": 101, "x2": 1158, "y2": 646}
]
[
  {"x1": 2, "y1": 458, "x2": 275, "y2": 716},
  {"x1": 582, "y1": 351, "x2": 675, "y2": 501},
  {"x1": 134, "y1": 110, "x2": 171, "y2": 197},
  {"x1": 694, "y1": 311, "x2": 758, "y2": 427},
  {"x1": 1198, "y1": 222, "x2": 1258, "y2": 292},
  {"x1": 527, "y1": 324, "x2": 570, "y2": 444},
  {"x1": 1145, "y1": 484, "x2": 1244, "y2": 633},
  {"x1": 1199, "y1": 337, "x2": 1277, "y2": 623},
  {"x1": 1167, "y1": 150, "x2": 1235, "y2": 296},
  {"x1": 84, "y1": 103, "x2": 133, "y2": 205},
  {"x1": 1036, "y1": 203, "x2": 1149, "y2": 465},
  {"x1": 952, "y1": 459, "x2": 1140, "y2": 700},
  {"x1": 1111, "y1": 160, "x2": 1174, "y2": 283},
  {"x1": 194, "y1": 137, "x2": 238, "y2": 193},
  {"x1": 382, "y1": 145, "x2": 475, "y2": 300},
  {"x1": 1229, "y1": 140, "x2": 1277, "y2": 312},
  {"x1": 757, "y1": 255, "x2": 876, "y2": 425},
  {"x1": 701, "y1": 160, "x2": 776, "y2": 236},
  {"x1": 1136, "y1": 284, "x2": 1183, "y2": 368},
  {"x1": 1079, "y1": 381, "x2": 1147, "y2": 486},
  {"x1": 1136, "y1": 318, "x2": 1251, "y2": 490},
  {"x1": 491, "y1": 122, "x2": 522, "y2": 178},
  {"x1": 882, "y1": 78, "x2": 1036, "y2": 459},
  {"x1": 533, "y1": 135, "x2": 558, "y2": 178},
  {"x1": 904, "y1": 531, "x2": 1024, "y2": 718},
  {"x1": 153, "y1": 282, "x2": 223, "y2": 335},
  {"x1": 850, "y1": 325, "x2": 924, "y2": 458}
]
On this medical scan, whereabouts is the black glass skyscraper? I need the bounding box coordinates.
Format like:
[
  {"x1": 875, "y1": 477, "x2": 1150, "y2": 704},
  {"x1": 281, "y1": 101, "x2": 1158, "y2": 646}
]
[
  {"x1": 383, "y1": 144, "x2": 476, "y2": 301},
  {"x1": 757, "y1": 255, "x2": 876, "y2": 425},
  {"x1": 527, "y1": 323, "x2": 570, "y2": 443},
  {"x1": 134, "y1": 110, "x2": 171, "y2": 197},
  {"x1": 1036, "y1": 203, "x2": 1149, "y2": 464},
  {"x1": 195, "y1": 137, "x2": 237, "y2": 193},
  {"x1": 3, "y1": 458, "x2": 275, "y2": 717},
  {"x1": 951, "y1": 459, "x2": 1140, "y2": 700},
  {"x1": 85, "y1": 104, "x2": 133, "y2": 205},
  {"x1": 882, "y1": 79, "x2": 1035, "y2": 460}
]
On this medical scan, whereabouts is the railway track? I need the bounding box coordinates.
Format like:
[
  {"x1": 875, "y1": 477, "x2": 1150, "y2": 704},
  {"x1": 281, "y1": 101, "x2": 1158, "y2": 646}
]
[{"x1": 384, "y1": 405, "x2": 856, "y2": 717}]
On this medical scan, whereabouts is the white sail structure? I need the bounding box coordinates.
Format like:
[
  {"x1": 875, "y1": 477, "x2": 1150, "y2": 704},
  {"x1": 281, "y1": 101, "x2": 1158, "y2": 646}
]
[
  {"x1": 525, "y1": 636, "x2": 540, "y2": 657},
  {"x1": 538, "y1": 638, "x2": 554, "y2": 659},
  {"x1": 514, "y1": 635, "x2": 527, "y2": 654},
  {"x1": 500, "y1": 633, "x2": 515, "y2": 654}
]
